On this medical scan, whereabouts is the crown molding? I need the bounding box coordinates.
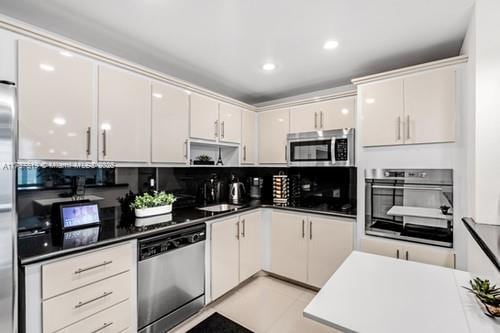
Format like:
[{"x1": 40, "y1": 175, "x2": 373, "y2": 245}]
[
  {"x1": 351, "y1": 55, "x2": 468, "y2": 86},
  {"x1": 0, "y1": 14, "x2": 256, "y2": 110}
]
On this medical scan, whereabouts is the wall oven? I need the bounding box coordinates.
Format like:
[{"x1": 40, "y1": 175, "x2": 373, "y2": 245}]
[
  {"x1": 287, "y1": 128, "x2": 355, "y2": 166},
  {"x1": 365, "y1": 169, "x2": 453, "y2": 248}
]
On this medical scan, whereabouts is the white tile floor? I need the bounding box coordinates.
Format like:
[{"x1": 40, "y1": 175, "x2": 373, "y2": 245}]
[{"x1": 170, "y1": 275, "x2": 340, "y2": 333}]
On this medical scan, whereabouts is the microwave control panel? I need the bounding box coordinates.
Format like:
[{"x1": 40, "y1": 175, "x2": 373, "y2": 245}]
[{"x1": 334, "y1": 138, "x2": 349, "y2": 161}]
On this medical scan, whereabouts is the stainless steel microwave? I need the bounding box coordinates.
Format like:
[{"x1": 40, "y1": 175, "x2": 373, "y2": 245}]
[{"x1": 287, "y1": 128, "x2": 355, "y2": 167}]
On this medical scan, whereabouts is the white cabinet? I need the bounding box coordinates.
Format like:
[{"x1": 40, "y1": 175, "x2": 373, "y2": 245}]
[
  {"x1": 270, "y1": 211, "x2": 308, "y2": 283},
  {"x1": 190, "y1": 93, "x2": 219, "y2": 141},
  {"x1": 361, "y1": 78, "x2": 405, "y2": 147},
  {"x1": 258, "y1": 108, "x2": 290, "y2": 164},
  {"x1": 219, "y1": 103, "x2": 241, "y2": 143},
  {"x1": 307, "y1": 216, "x2": 354, "y2": 287},
  {"x1": 241, "y1": 110, "x2": 257, "y2": 164},
  {"x1": 404, "y1": 68, "x2": 456, "y2": 144},
  {"x1": 290, "y1": 97, "x2": 356, "y2": 133},
  {"x1": 270, "y1": 211, "x2": 353, "y2": 287},
  {"x1": 211, "y1": 216, "x2": 240, "y2": 300},
  {"x1": 18, "y1": 40, "x2": 94, "y2": 161},
  {"x1": 98, "y1": 66, "x2": 150, "y2": 162},
  {"x1": 360, "y1": 237, "x2": 455, "y2": 268},
  {"x1": 151, "y1": 82, "x2": 189, "y2": 163},
  {"x1": 210, "y1": 212, "x2": 262, "y2": 300},
  {"x1": 360, "y1": 67, "x2": 456, "y2": 147},
  {"x1": 239, "y1": 211, "x2": 262, "y2": 282}
]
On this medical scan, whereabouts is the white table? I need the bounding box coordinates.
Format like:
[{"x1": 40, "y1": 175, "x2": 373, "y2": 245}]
[{"x1": 304, "y1": 251, "x2": 500, "y2": 333}]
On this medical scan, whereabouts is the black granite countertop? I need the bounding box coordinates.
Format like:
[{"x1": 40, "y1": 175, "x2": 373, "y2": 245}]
[
  {"x1": 462, "y1": 217, "x2": 500, "y2": 271},
  {"x1": 18, "y1": 201, "x2": 356, "y2": 265}
]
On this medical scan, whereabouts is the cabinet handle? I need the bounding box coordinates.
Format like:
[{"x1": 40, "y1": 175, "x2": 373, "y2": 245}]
[
  {"x1": 74, "y1": 260, "x2": 113, "y2": 274},
  {"x1": 309, "y1": 221, "x2": 312, "y2": 240},
  {"x1": 405, "y1": 251, "x2": 409, "y2": 261},
  {"x1": 91, "y1": 322, "x2": 113, "y2": 333},
  {"x1": 241, "y1": 219, "x2": 246, "y2": 237},
  {"x1": 243, "y1": 145, "x2": 247, "y2": 161},
  {"x1": 396, "y1": 249, "x2": 400, "y2": 259},
  {"x1": 236, "y1": 221, "x2": 240, "y2": 240},
  {"x1": 397, "y1": 117, "x2": 402, "y2": 141},
  {"x1": 184, "y1": 140, "x2": 188, "y2": 159},
  {"x1": 221, "y1": 121, "x2": 225, "y2": 138},
  {"x1": 74, "y1": 291, "x2": 113, "y2": 309},
  {"x1": 320, "y1": 111, "x2": 324, "y2": 128},
  {"x1": 86, "y1": 127, "x2": 91, "y2": 156},
  {"x1": 285, "y1": 145, "x2": 288, "y2": 161},
  {"x1": 314, "y1": 112, "x2": 318, "y2": 129},
  {"x1": 406, "y1": 115, "x2": 411, "y2": 140},
  {"x1": 453, "y1": 253, "x2": 456, "y2": 269},
  {"x1": 302, "y1": 220, "x2": 305, "y2": 238},
  {"x1": 102, "y1": 130, "x2": 107, "y2": 157},
  {"x1": 214, "y1": 120, "x2": 218, "y2": 138}
]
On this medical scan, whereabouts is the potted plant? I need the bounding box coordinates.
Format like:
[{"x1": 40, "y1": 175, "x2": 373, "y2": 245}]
[
  {"x1": 465, "y1": 277, "x2": 500, "y2": 317},
  {"x1": 130, "y1": 191, "x2": 176, "y2": 218},
  {"x1": 193, "y1": 154, "x2": 215, "y2": 165}
]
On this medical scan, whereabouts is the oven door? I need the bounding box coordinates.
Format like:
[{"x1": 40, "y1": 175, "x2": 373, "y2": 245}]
[{"x1": 288, "y1": 138, "x2": 333, "y2": 166}]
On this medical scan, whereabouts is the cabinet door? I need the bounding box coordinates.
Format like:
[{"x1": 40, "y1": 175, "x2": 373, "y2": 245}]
[
  {"x1": 307, "y1": 217, "x2": 353, "y2": 288},
  {"x1": 290, "y1": 104, "x2": 317, "y2": 133},
  {"x1": 98, "y1": 66, "x2": 150, "y2": 162},
  {"x1": 403, "y1": 242, "x2": 455, "y2": 268},
  {"x1": 190, "y1": 93, "x2": 219, "y2": 141},
  {"x1": 258, "y1": 109, "x2": 290, "y2": 164},
  {"x1": 219, "y1": 103, "x2": 241, "y2": 143},
  {"x1": 404, "y1": 68, "x2": 456, "y2": 144},
  {"x1": 270, "y1": 211, "x2": 307, "y2": 283},
  {"x1": 211, "y1": 217, "x2": 240, "y2": 300},
  {"x1": 239, "y1": 211, "x2": 262, "y2": 282},
  {"x1": 361, "y1": 78, "x2": 404, "y2": 147},
  {"x1": 360, "y1": 237, "x2": 401, "y2": 259},
  {"x1": 151, "y1": 82, "x2": 189, "y2": 163},
  {"x1": 241, "y1": 110, "x2": 257, "y2": 164},
  {"x1": 321, "y1": 97, "x2": 356, "y2": 130},
  {"x1": 18, "y1": 40, "x2": 94, "y2": 161}
]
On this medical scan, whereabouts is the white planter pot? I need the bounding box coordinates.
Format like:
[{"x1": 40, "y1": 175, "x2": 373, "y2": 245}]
[{"x1": 135, "y1": 204, "x2": 172, "y2": 218}]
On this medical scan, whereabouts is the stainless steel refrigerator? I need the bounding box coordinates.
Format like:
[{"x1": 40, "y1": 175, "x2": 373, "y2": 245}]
[{"x1": 0, "y1": 80, "x2": 17, "y2": 333}]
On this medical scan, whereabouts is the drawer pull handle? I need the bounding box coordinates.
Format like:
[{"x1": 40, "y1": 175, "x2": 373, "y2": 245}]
[
  {"x1": 91, "y1": 322, "x2": 113, "y2": 333},
  {"x1": 75, "y1": 291, "x2": 113, "y2": 309},
  {"x1": 74, "y1": 260, "x2": 113, "y2": 275}
]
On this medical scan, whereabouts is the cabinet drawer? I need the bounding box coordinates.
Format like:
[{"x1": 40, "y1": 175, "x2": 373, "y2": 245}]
[
  {"x1": 55, "y1": 299, "x2": 131, "y2": 333},
  {"x1": 43, "y1": 272, "x2": 131, "y2": 333},
  {"x1": 42, "y1": 243, "x2": 132, "y2": 299}
]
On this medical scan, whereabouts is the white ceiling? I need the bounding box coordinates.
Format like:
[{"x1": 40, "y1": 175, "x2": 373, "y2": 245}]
[{"x1": 0, "y1": 0, "x2": 473, "y2": 104}]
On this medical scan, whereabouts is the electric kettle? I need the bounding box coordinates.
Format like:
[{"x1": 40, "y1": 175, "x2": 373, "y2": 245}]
[{"x1": 229, "y1": 175, "x2": 246, "y2": 204}]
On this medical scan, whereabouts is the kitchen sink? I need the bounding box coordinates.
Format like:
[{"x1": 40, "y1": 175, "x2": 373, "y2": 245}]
[{"x1": 196, "y1": 203, "x2": 242, "y2": 213}]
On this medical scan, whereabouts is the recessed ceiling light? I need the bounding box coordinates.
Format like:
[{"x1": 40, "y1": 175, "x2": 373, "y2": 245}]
[
  {"x1": 152, "y1": 93, "x2": 163, "y2": 99},
  {"x1": 48, "y1": 148, "x2": 55, "y2": 154},
  {"x1": 59, "y1": 50, "x2": 73, "y2": 57},
  {"x1": 323, "y1": 40, "x2": 339, "y2": 50},
  {"x1": 39, "y1": 63, "x2": 55, "y2": 72},
  {"x1": 52, "y1": 117, "x2": 66, "y2": 125},
  {"x1": 262, "y1": 63, "x2": 276, "y2": 71},
  {"x1": 341, "y1": 108, "x2": 349, "y2": 115},
  {"x1": 365, "y1": 98, "x2": 375, "y2": 104},
  {"x1": 184, "y1": 90, "x2": 191, "y2": 95}
]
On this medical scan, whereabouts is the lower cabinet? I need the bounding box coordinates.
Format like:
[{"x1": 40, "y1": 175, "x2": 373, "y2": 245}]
[
  {"x1": 270, "y1": 211, "x2": 354, "y2": 288},
  {"x1": 360, "y1": 236, "x2": 456, "y2": 268},
  {"x1": 210, "y1": 211, "x2": 262, "y2": 300}
]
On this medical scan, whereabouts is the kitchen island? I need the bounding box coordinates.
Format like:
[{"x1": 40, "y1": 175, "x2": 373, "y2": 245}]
[{"x1": 304, "y1": 251, "x2": 500, "y2": 333}]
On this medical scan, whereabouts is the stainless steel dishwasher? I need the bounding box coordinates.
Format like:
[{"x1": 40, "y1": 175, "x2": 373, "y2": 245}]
[{"x1": 138, "y1": 225, "x2": 206, "y2": 333}]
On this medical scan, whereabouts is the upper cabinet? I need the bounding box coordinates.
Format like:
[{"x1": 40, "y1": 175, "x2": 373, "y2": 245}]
[
  {"x1": 258, "y1": 108, "x2": 290, "y2": 164},
  {"x1": 98, "y1": 65, "x2": 150, "y2": 162},
  {"x1": 190, "y1": 93, "x2": 219, "y2": 141},
  {"x1": 18, "y1": 40, "x2": 94, "y2": 161},
  {"x1": 151, "y1": 82, "x2": 189, "y2": 163},
  {"x1": 360, "y1": 66, "x2": 456, "y2": 147},
  {"x1": 290, "y1": 96, "x2": 356, "y2": 133},
  {"x1": 241, "y1": 110, "x2": 257, "y2": 164},
  {"x1": 219, "y1": 103, "x2": 241, "y2": 143}
]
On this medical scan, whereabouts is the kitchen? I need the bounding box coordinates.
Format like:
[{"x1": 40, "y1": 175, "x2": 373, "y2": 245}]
[{"x1": 1, "y1": 1, "x2": 500, "y2": 333}]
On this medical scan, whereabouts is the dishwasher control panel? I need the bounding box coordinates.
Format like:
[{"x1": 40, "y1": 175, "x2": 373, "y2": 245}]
[{"x1": 138, "y1": 225, "x2": 206, "y2": 261}]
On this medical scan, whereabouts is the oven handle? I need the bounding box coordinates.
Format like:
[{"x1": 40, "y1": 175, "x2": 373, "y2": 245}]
[{"x1": 371, "y1": 185, "x2": 444, "y2": 191}]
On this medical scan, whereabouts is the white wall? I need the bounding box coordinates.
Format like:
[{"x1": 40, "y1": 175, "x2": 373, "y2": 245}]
[{"x1": 473, "y1": 0, "x2": 500, "y2": 225}]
